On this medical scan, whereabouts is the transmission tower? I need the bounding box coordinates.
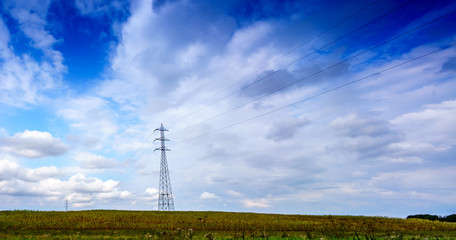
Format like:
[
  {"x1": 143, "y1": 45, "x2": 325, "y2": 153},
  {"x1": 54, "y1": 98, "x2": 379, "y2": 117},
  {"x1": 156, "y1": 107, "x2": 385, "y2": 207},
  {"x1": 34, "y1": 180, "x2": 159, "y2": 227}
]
[
  {"x1": 154, "y1": 123, "x2": 175, "y2": 211},
  {"x1": 64, "y1": 198, "x2": 68, "y2": 211}
]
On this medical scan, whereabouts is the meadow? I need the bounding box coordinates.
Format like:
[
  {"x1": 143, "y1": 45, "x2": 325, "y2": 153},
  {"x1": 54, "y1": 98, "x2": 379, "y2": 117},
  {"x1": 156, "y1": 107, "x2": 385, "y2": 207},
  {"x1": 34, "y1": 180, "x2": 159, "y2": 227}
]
[{"x1": 1, "y1": 210, "x2": 455, "y2": 239}]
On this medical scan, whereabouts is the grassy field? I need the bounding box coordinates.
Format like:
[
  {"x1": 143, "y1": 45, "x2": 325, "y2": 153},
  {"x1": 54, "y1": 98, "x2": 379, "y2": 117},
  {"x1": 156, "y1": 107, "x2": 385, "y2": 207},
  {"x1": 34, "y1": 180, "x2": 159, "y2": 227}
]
[{"x1": 1, "y1": 210, "x2": 455, "y2": 239}]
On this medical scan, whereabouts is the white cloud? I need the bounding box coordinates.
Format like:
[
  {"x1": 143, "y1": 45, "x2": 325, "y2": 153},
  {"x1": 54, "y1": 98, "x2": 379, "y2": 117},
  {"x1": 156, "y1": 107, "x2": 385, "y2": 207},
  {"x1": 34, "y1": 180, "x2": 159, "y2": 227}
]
[
  {"x1": 98, "y1": 0, "x2": 284, "y2": 116},
  {"x1": 325, "y1": 111, "x2": 454, "y2": 165},
  {"x1": 0, "y1": 2, "x2": 65, "y2": 107},
  {"x1": 0, "y1": 159, "x2": 132, "y2": 208},
  {"x1": 266, "y1": 117, "x2": 309, "y2": 142},
  {"x1": 67, "y1": 192, "x2": 96, "y2": 208},
  {"x1": 68, "y1": 173, "x2": 118, "y2": 193},
  {"x1": 0, "y1": 159, "x2": 62, "y2": 182},
  {"x1": 242, "y1": 199, "x2": 272, "y2": 208},
  {"x1": 391, "y1": 100, "x2": 456, "y2": 145},
  {"x1": 57, "y1": 96, "x2": 118, "y2": 144},
  {"x1": 226, "y1": 21, "x2": 273, "y2": 58},
  {"x1": 0, "y1": 159, "x2": 21, "y2": 181},
  {"x1": 377, "y1": 156, "x2": 423, "y2": 164},
  {"x1": 3, "y1": 0, "x2": 63, "y2": 66},
  {"x1": 144, "y1": 187, "x2": 159, "y2": 202},
  {"x1": 145, "y1": 187, "x2": 158, "y2": 195},
  {"x1": 388, "y1": 141, "x2": 450, "y2": 155},
  {"x1": 13, "y1": 8, "x2": 56, "y2": 49},
  {"x1": 365, "y1": 167, "x2": 456, "y2": 205},
  {"x1": 176, "y1": 42, "x2": 206, "y2": 68},
  {"x1": 227, "y1": 190, "x2": 242, "y2": 197},
  {"x1": 74, "y1": 152, "x2": 118, "y2": 169},
  {"x1": 330, "y1": 114, "x2": 394, "y2": 138},
  {"x1": 392, "y1": 100, "x2": 456, "y2": 124},
  {"x1": 200, "y1": 191, "x2": 218, "y2": 200},
  {"x1": 0, "y1": 53, "x2": 60, "y2": 106},
  {"x1": 66, "y1": 174, "x2": 132, "y2": 208},
  {"x1": 0, "y1": 130, "x2": 69, "y2": 158},
  {"x1": 329, "y1": 114, "x2": 402, "y2": 159}
]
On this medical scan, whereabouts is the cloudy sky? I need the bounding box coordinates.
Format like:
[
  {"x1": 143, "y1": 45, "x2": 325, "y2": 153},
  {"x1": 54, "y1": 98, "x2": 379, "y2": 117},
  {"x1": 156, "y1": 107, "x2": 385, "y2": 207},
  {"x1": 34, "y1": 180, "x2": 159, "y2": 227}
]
[{"x1": 0, "y1": 0, "x2": 455, "y2": 217}]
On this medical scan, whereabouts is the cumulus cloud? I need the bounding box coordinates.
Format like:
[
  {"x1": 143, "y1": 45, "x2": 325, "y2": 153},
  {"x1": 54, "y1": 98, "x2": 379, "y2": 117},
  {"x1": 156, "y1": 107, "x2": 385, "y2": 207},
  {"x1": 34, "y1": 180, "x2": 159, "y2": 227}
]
[
  {"x1": 144, "y1": 187, "x2": 159, "y2": 202},
  {"x1": 392, "y1": 100, "x2": 456, "y2": 124},
  {"x1": 0, "y1": 130, "x2": 69, "y2": 158},
  {"x1": 243, "y1": 198, "x2": 272, "y2": 208},
  {"x1": 0, "y1": 159, "x2": 131, "y2": 208},
  {"x1": 391, "y1": 100, "x2": 456, "y2": 145},
  {"x1": 2, "y1": 0, "x2": 54, "y2": 49},
  {"x1": 68, "y1": 173, "x2": 119, "y2": 193},
  {"x1": 0, "y1": 159, "x2": 63, "y2": 181},
  {"x1": 145, "y1": 187, "x2": 159, "y2": 196},
  {"x1": 69, "y1": 175, "x2": 132, "y2": 208},
  {"x1": 329, "y1": 114, "x2": 401, "y2": 159},
  {"x1": 0, "y1": 50, "x2": 62, "y2": 107},
  {"x1": 200, "y1": 191, "x2": 219, "y2": 200},
  {"x1": 330, "y1": 114, "x2": 396, "y2": 138},
  {"x1": 74, "y1": 152, "x2": 118, "y2": 169},
  {"x1": 57, "y1": 96, "x2": 118, "y2": 144},
  {"x1": 227, "y1": 190, "x2": 242, "y2": 197},
  {"x1": 97, "y1": 0, "x2": 293, "y2": 114},
  {"x1": 326, "y1": 112, "x2": 453, "y2": 165}
]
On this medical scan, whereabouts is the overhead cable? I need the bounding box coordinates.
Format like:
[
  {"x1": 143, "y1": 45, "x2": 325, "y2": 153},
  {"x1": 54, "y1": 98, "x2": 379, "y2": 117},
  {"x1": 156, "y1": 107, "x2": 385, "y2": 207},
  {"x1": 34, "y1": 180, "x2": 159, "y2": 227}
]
[
  {"x1": 168, "y1": 8, "x2": 456, "y2": 136},
  {"x1": 170, "y1": 42, "x2": 456, "y2": 147},
  {"x1": 165, "y1": 0, "x2": 415, "y2": 127},
  {"x1": 164, "y1": 0, "x2": 381, "y2": 126}
]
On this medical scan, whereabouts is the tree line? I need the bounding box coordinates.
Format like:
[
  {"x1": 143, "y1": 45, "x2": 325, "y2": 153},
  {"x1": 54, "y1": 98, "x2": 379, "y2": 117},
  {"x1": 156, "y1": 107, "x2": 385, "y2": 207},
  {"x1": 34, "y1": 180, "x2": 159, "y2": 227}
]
[{"x1": 407, "y1": 214, "x2": 456, "y2": 222}]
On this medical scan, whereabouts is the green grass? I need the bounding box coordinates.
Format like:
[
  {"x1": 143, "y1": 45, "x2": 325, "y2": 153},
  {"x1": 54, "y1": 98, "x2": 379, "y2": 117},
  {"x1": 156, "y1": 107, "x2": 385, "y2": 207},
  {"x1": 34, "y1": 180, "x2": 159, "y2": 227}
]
[{"x1": 1, "y1": 210, "x2": 455, "y2": 239}]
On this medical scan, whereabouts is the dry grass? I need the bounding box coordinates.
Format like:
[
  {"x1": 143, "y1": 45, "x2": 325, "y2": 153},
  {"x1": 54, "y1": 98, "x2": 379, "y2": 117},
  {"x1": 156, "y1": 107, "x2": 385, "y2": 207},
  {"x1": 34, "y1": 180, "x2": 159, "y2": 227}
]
[{"x1": 1, "y1": 210, "x2": 455, "y2": 239}]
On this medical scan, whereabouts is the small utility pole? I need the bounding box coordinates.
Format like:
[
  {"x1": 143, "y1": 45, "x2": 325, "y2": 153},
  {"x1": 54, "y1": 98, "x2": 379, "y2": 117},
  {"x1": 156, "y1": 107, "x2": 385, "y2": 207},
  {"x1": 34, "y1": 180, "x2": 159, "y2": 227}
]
[
  {"x1": 65, "y1": 198, "x2": 69, "y2": 211},
  {"x1": 154, "y1": 123, "x2": 175, "y2": 211}
]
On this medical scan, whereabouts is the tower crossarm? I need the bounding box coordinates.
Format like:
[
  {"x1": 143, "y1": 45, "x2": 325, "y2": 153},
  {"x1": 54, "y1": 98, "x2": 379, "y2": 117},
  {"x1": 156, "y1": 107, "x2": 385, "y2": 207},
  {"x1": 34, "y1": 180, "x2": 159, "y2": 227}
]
[
  {"x1": 154, "y1": 137, "x2": 169, "y2": 141},
  {"x1": 154, "y1": 147, "x2": 170, "y2": 151},
  {"x1": 154, "y1": 123, "x2": 169, "y2": 132}
]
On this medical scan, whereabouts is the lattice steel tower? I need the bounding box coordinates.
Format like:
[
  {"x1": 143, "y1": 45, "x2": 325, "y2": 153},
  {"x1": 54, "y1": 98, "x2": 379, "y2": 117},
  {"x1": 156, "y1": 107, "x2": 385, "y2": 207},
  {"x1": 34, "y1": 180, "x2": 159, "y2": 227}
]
[{"x1": 154, "y1": 123, "x2": 175, "y2": 211}]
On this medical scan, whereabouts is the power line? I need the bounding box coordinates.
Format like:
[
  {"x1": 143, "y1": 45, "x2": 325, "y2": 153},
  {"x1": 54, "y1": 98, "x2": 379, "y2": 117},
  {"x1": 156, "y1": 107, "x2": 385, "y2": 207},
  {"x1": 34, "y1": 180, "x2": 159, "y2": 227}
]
[
  {"x1": 115, "y1": 145, "x2": 158, "y2": 184},
  {"x1": 119, "y1": 0, "x2": 418, "y2": 174},
  {"x1": 164, "y1": 0, "x2": 415, "y2": 128},
  {"x1": 163, "y1": 0, "x2": 381, "y2": 126},
  {"x1": 116, "y1": 0, "x2": 384, "y2": 176},
  {"x1": 117, "y1": 1, "x2": 453, "y2": 182},
  {"x1": 170, "y1": 42, "x2": 456, "y2": 147},
  {"x1": 168, "y1": 8, "x2": 456, "y2": 137},
  {"x1": 112, "y1": 131, "x2": 157, "y2": 183}
]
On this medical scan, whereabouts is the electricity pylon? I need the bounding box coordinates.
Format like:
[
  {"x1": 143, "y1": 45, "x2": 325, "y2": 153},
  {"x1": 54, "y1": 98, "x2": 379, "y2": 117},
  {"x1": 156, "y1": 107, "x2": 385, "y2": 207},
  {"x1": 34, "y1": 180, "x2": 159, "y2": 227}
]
[{"x1": 154, "y1": 123, "x2": 175, "y2": 211}]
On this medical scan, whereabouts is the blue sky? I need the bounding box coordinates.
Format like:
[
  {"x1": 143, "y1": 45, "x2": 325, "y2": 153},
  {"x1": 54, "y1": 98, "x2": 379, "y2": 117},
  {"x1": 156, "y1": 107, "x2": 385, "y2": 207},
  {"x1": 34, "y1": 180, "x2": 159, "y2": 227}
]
[{"x1": 0, "y1": 0, "x2": 455, "y2": 217}]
